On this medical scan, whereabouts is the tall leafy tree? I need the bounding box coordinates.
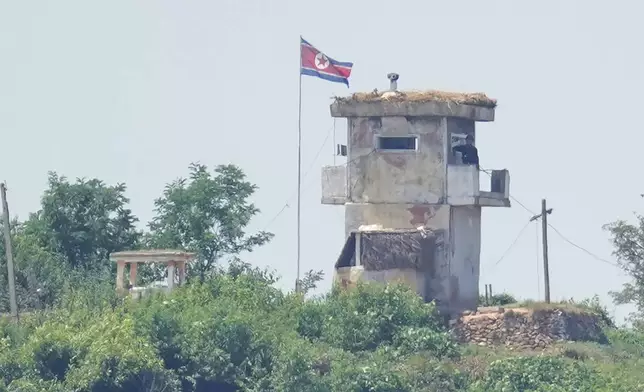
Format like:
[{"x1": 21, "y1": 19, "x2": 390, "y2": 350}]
[
  {"x1": 604, "y1": 212, "x2": 644, "y2": 327},
  {"x1": 0, "y1": 218, "x2": 69, "y2": 312},
  {"x1": 22, "y1": 172, "x2": 141, "y2": 268},
  {"x1": 147, "y1": 163, "x2": 273, "y2": 281}
]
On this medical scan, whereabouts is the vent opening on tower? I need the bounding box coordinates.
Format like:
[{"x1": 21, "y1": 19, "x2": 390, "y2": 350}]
[{"x1": 376, "y1": 136, "x2": 418, "y2": 151}]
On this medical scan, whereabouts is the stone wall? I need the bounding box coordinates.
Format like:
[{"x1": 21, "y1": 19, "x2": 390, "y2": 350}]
[{"x1": 450, "y1": 306, "x2": 606, "y2": 350}]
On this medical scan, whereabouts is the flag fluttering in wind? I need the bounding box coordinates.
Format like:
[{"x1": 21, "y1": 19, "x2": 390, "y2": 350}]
[
  {"x1": 300, "y1": 37, "x2": 353, "y2": 87},
  {"x1": 293, "y1": 36, "x2": 354, "y2": 294}
]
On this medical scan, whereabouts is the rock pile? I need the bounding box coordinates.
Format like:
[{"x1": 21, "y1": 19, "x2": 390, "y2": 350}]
[{"x1": 450, "y1": 306, "x2": 606, "y2": 350}]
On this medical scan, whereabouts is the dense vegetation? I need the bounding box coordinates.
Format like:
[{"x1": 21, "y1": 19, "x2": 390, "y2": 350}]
[{"x1": 1, "y1": 163, "x2": 644, "y2": 391}]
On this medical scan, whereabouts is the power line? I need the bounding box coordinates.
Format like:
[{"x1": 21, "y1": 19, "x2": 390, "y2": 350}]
[
  {"x1": 547, "y1": 223, "x2": 619, "y2": 268},
  {"x1": 480, "y1": 167, "x2": 614, "y2": 269},
  {"x1": 494, "y1": 221, "x2": 532, "y2": 266},
  {"x1": 510, "y1": 195, "x2": 537, "y2": 216},
  {"x1": 480, "y1": 168, "x2": 536, "y2": 216}
]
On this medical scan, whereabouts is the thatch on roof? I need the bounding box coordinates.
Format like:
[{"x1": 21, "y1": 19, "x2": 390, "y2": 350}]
[
  {"x1": 334, "y1": 89, "x2": 497, "y2": 108},
  {"x1": 360, "y1": 231, "x2": 426, "y2": 270},
  {"x1": 335, "y1": 229, "x2": 445, "y2": 271}
]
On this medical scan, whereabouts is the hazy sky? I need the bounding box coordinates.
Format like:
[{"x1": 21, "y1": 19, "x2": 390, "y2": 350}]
[{"x1": 1, "y1": 1, "x2": 640, "y2": 322}]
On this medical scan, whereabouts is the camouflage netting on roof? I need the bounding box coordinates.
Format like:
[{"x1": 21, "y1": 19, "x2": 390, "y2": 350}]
[
  {"x1": 334, "y1": 90, "x2": 497, "y2": 108},
  {"x1": 360, "y1": 231, "x2": 442, "y2": 271}
]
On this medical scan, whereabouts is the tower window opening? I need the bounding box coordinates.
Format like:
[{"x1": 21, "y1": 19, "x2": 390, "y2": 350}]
[{"x1": 376, "y1": 136, "x2": 418, "y2": 151}]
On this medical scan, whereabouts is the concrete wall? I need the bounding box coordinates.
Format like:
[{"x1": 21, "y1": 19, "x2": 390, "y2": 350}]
[
  {"x1": 334, "y1": 266, "x2": 426, "y2": 300},
  {"x1": 344, "y1": 203, "x2": 450, "y2": 237},
  {"x1": 448, "y1": 206, "x2": 482, "y2": 313},
  {"x1": 321, "y1": 165, "x2": 346, "y2": 205},
  {"x1": 447, "y1": 165, "x2": 479, "y2": 205},
  {"x1": 326, "y1": 102, "x2": 497, "y2": 314},
  {"x1": 347, "y1": 116, "x2": 446, "y2": 204}
]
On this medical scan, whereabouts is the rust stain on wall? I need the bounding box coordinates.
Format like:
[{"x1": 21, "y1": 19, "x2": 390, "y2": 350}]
[
  {"x1": 407, "y1": 205, "x2": 430, "y2": 226},
  {"x1": 407, "y1": 204, "x2": 439, "y2": 226}
]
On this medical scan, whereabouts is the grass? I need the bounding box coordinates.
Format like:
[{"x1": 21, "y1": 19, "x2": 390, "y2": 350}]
[
  {"x1": 457, "y1": 339, "x2": 644, "y2": 387},
  {"x1": 334, "y1": 89, "x2": 497, "y2": 108}
]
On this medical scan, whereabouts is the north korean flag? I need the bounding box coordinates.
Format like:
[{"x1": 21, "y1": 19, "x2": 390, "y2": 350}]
[{"x1": 300, "y1": 37, "x2": 353, "y2": 87}]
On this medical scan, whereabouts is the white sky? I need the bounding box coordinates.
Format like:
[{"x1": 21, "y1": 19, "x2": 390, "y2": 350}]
[{"x1": 1, "y1": 0, "x2": 640, "y2": 322}]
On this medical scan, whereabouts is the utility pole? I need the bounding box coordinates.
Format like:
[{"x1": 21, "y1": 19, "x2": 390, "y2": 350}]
[
  {"x1": 0, "y1": 183, "x2": 18, "y2": 322},
  {"x1": 530, "y1": 199, "x2": 553, "y2": 303}
]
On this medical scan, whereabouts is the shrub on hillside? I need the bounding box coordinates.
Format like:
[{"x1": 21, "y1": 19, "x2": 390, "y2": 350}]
[
  {"x1": 468, "y1": 356, "x2": 619, "y2": 392},
  {"x1": 3, "y1": 267, "x2": 644, "y2": 391},
  {"x1": 296, "y1": 283, "x2": 457, "y2": 358},
  {"x1": 478, "y1": 292, "x2": 517, "y2": 306}
]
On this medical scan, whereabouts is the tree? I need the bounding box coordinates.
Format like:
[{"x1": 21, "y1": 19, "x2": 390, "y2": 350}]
[
  {"x1": 298, "y1": 269, "x2": 325, "y2": 296},
  {"x1": 0, "y1": 218, "x2": 69, "y2": 312},
  {"x1": 604, "y1": 214, "x2": 644, "y2": 326},
  {"x1": 21, "y1": 173, "x2": 141, "y2": 268},
  {"x1": 147, "y1": 163, "x2": 273, "y2": 281}
]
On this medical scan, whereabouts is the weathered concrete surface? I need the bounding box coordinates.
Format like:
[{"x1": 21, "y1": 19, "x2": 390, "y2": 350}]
[
  {"x1": 447, "y1": 166, "x2": 511, "y2": 207},
  {"x1": 344, "y1": 203, "x2": 450, "y2": 237},
  {"x1": 338, "y1": 205, "x2": 482, "y2": 314},
  {"x1": 325, "y1": 87, "x2": 510, "y2": 315},
  {"x1": 330, "y1": 100, "x2": 495, "y2": 121},
  {"x1": 347, "y1": 117, "x2": 445, "y2": 204},
  {"x1": 448, "y1": 206, "x2": 482, "y2": 312},
  {"x1": 334, "y1": 266, "x2": 426, "y2": 298},
  {"x1": 447, "y1": 164, "x2": 480, "y2": 205},
  {"x1": 333, "y1": 228, "x2": 450, "y2": 307},
  {"x1": 321, "y1": 165, "x2": 346, "y2": 205}
]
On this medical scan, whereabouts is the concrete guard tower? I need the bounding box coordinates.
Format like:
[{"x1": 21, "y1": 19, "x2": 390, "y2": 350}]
[
  {"x1": 110, "y1": 249, "x2": 195, "y2": 299},
  {"x1": 321, "y1": 74, "x2": 510, "y2": 315}
]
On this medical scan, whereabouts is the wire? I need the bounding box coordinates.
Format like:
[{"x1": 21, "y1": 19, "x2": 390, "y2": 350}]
[
  {"x1": 510, "y1": 195, "x2": 537, "y2": 216},
  {"x1": 479, "y1": 167, "x2": 536, "y2": 216},
  {"x1": 262, "y1": 124, "x2": 335, "y2": 230},
  {"x1": 347, "y1": 149, "x2": 376, "y2": 195},
  {"x1": 480, "y1": 167, "x2": 615, "y2": 269},
  {"x1": 262, "y1": 204, "x2": 289, "y2": 230},
  {"x1": 494, "y1": 221, "x2": 532, "y2": 266},
  {"x1": 302, "y1": 127, "x2": 333, "y2": 179},
  {"x1": 547, "y1": 223, "x2": 620, "y2": 267}
]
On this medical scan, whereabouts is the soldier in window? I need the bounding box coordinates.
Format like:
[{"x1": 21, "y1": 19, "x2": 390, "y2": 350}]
[{"x1": 452, "y1": 134, "x2": 479, "y2": 167}]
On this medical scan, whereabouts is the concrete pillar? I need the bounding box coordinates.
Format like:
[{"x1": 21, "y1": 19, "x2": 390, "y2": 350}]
[
  {"x1": 167, "y1": 261, "x2": 175, "y2": 290},
  {"x1": 129, "y1": 262, "x2": 138, "y2": 287},
  {"x1": 177, "y1": 261, "x2": 186, "y2": 285},
  {"x1": 116, "y1": 260, "x2": 125, "y2": 290}
]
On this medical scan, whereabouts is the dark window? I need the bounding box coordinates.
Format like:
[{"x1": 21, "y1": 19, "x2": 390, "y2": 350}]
[{"x1": 377, "y1": 136, "x2": 417, "y2": 150}]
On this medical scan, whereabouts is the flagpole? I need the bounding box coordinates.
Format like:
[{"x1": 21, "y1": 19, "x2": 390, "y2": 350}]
[{"x1": 296, "y1": 36, "x2": 303, "y2": 293}]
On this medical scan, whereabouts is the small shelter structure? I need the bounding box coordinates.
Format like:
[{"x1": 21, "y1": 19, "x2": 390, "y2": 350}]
[{"x1": 110, "y1": 249, "x2": 195, "y2": 295}]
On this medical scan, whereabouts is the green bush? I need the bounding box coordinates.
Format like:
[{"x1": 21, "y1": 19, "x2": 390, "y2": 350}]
[
  {"x1": 478, "y1": 292, "x2": 517, "y2": 306},
  {"x1": 469, "y1": 356, "x2": 605, "y2": 392},
  {"x1": 312, "y1": 283, "x2": 448, "y2": 352},
  {"x1": 2, "y1": 268, "x2": 644, "y2": 392}
]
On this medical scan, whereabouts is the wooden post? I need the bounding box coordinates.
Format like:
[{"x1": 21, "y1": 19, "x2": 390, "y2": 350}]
[
  {"x1": 541, "y1": 199, "x2": 551, "y2": 303},
  {"x1": 530, "y1": 199, "x2": 553, "y2": 303},
  {"x1": 0, "y1": 183, "x2": 18, "y2": 322}
]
